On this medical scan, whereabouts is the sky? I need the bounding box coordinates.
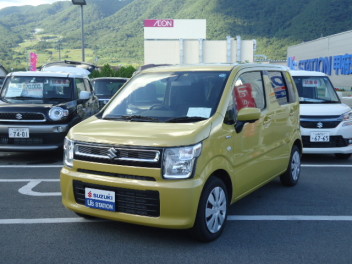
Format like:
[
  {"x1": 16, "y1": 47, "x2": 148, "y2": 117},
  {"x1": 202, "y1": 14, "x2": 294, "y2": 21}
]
[{"x1": 0, "y1": 0, "x2": 69, "y2": 10}]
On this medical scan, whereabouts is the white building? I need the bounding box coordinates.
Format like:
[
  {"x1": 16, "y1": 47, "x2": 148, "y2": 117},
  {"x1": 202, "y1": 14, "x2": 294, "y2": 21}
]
[
  {"x1": 287, "y1": 30, "x2": 352, "y2": 90},
  {"x1": 144, "y1": 19, "x2": 256, "y2": 65}
]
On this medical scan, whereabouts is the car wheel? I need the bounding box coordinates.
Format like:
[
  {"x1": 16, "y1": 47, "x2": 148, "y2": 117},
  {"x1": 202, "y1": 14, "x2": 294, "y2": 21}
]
[
  {"x1": 334, "y1": 153, "x2": 351, "y2": 160},
  {"x1": 280, "y1": 145, "x2": 301, "y2": 186},
  {"x1": 191, "y1": 177, "x2": 228, "y2": 242}
]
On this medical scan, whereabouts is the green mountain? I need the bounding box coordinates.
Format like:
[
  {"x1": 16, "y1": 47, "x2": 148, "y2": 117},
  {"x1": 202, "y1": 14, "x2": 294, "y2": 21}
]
[{"x1": 0, "y1": 0, "x2": 351, "y2": 69}]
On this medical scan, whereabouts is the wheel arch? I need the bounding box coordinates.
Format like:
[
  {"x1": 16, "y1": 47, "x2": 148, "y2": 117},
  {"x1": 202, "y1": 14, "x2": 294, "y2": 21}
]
[{"x1": 207, "y1": 169, "x2": 233, "y2": 204}]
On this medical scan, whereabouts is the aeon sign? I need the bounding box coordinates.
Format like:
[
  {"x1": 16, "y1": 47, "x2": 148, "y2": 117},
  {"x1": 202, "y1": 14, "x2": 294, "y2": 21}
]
[{"x1": 144, "y1": 19, "x2": 174, "y2": 27}]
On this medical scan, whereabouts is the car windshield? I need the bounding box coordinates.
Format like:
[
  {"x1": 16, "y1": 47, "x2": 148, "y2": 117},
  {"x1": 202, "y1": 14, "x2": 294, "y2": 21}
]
[
  {"x1": 1, "y1": 76, "x2": 72, "y2": 100},
  {"x1": 92, "y1": 79, "x2": 127, "y2": 97},
  {"x1": 293, "y1": 76, "x2": 340, "y2": 103},
  {"x1": 102, "y1": 71, "x2": 229, "y2": 123}
]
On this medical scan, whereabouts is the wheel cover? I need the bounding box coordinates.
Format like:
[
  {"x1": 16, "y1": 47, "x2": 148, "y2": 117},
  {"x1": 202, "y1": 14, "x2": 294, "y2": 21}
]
[
  {"x1": 291, "y1": 151, "x2": 301, "y2": 181},
  {"x1": 205, "y1": 186, "x2": 227, "y2": 233}
]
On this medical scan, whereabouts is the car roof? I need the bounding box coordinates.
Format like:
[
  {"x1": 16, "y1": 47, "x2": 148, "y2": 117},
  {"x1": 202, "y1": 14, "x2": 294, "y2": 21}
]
[
  {"x1": 41, "y1": 60, "x2": 96, "y2": 72},
  {"x1": 289, "y1": 70, "x2": 327, "y2": 77},
  {"x1": 7, "y1": 70, "x2": 88, "y2": 78},
  {"x1": 138, "y1": 63, "x2": 289, "y2": 73}
]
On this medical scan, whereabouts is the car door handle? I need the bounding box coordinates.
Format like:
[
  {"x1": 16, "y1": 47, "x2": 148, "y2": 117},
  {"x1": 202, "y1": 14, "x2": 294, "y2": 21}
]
[{"x1": 263, "y1": 116, "x2": 272, "y2": 126}]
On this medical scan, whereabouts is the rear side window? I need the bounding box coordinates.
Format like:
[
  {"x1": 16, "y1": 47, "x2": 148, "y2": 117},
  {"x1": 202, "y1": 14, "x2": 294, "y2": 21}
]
[{"x1": 267, "y1": 71, "x2": 296, "y2": 105}]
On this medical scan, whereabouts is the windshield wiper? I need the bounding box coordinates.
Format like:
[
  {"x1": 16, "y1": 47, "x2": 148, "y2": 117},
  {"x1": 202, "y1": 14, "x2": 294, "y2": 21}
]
[
  {"x1": 320, "y1": 100, "x2": 340, "y2": 103},
  {"x1": 104, "y1": 115, "x2": 160, "y2": 122},
  {"x1": 166, "y1": 116, "x2": 207, "y2": 123},
  {"x1": 5, "y1": 96, "x2": 37, "y2": 99}
]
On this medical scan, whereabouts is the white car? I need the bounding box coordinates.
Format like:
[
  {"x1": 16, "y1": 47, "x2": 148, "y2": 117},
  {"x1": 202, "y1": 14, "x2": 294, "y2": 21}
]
[{"x1": 290, "y1": 70, "x2": 352, "y2": 159}]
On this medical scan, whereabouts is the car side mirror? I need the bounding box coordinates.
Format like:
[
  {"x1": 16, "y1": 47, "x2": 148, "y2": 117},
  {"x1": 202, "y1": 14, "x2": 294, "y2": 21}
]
[
  {"x1": 79, "y1": 91, "x2": 91, "y2": 100},
  {"x1": 235, "y1": 107, "x2": 261, "y2": 133}
]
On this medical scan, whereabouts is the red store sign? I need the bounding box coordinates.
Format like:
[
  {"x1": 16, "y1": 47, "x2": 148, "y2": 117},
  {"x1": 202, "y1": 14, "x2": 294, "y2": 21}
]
[{"x1": 144, "y1": 19, "x2": 174, "y2": 27}]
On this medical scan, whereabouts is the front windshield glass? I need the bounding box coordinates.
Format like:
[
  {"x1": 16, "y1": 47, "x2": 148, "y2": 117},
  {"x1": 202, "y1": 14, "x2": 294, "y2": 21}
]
[
  {"x1": 1, "y1": 76, "x2": 72, "y2": 100},
  {"x1": 102, "y1": 71, "x2": 229, "y2": 123},
  {"x1": 92, "y1": 79, "x2": 127, "y2": 97},
  {"x1": 293, "y1": 76, "x2": 340, "y2": 103}
]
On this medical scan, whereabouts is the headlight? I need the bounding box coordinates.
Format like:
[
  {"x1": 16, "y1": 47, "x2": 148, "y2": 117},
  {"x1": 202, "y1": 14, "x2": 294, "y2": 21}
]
[
  {"x1": 64, "y1": 137, "x2": 74, "y2": 167},
  {"x1": 342, "y1": 110, "x2": 352, "y2": 121},
  {"x1": 49, "y1": 107, "x2": 69, "y2": 121},
  {"x1": 162, "y1": 143, "x2": 202, "y2": 179}
]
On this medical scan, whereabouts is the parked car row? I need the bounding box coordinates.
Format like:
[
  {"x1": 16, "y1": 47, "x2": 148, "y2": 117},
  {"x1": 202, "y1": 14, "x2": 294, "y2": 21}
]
[{"x1": 0, "y1": 61, "x2": 351, "y2": 242}]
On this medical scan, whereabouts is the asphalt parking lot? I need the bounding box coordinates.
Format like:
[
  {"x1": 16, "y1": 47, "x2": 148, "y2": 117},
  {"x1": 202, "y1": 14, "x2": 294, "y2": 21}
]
[{"x1": 0, "y1": 152, "x2": 351, "y2": 264}]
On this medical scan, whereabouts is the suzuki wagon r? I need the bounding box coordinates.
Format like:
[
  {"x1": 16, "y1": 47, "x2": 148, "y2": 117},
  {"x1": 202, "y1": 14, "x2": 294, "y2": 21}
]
[{"x1": 61, "y1": 64, "x2": 302, "y2": 241}]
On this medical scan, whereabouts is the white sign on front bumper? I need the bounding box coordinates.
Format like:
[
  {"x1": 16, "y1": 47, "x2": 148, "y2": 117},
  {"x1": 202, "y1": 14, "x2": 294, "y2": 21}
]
[
  {"x1": 8, "y1": 128, "x2": 30, "y2": 138},
  {"x1": 310, "y1": 131, "x2": 330, "y2": 142}
]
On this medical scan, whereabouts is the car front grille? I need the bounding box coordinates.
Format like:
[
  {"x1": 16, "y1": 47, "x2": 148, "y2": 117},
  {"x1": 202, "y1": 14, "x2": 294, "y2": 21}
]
[
  {"x1": 73, "y1": 180, "x2": 160, "y2": 217},
  {"x1": 300, "y1": 115, "x2": 341, "y2": 129},
  {"x1": 300, "y1": 120, "x2": 341, "y2": 129},
  {"x1": 0, "y1": 137, "x2": 43, "y2": 145},
  {"x1": 0, "y1": 133, "x2": 65, "y2": 146},
  {"x1": 302, "y1": 136, "x2": 349, "y2": 148},
  {"x1": 74, "y1": 142, "x2": 162, "y2": 168},
  {"x1": 0, "y1": 112, "x2": 46, "y2": 122}
]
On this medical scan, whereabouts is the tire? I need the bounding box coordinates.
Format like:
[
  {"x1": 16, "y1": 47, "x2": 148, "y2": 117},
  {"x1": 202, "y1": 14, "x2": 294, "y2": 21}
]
[
  {"x1": 191, "y1": 177, "x2": 228, "y2": 242},
  {"x1": 280, "y1": 145, "x2": 301, "y2": 186},
  {"x1": 335, "y1": 153, "x2": 351, "y2": 160}
]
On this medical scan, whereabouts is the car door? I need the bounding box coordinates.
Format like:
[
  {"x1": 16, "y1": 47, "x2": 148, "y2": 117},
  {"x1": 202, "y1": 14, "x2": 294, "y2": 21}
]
[
  {"x1": 223, "y1": 69, "x2": 282, "y2": 198},
  {"x1": 263, "y1": 70, "x2": 299, "y2": 173}
]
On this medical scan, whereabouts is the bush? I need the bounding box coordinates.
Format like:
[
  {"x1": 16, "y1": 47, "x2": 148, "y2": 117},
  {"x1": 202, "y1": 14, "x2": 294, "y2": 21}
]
[{"x1": 90, "y1": 64, "x2": 136, "y2": 78}]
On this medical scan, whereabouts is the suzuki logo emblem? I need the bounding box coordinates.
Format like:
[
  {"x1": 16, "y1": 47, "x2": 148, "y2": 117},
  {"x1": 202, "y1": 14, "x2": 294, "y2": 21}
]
[
  {"x1": 317, "y1": 122, "x2": 323, "y2": 128},
  {"x1": 107, "y1": 148, "x2": 119, "y2": 160},
  {"x1": 15, "y1": 113, "x2": 23, "y2": 119}
]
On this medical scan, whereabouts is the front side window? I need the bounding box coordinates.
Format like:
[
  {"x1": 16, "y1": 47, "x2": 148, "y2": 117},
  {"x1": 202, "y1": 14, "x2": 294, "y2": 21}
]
[
  {"x1": 1, "y1": 76, "x2": 72, "y2": 101},
  {"x1": 101, "y1": 71, "x2": 229, "y2": 123},
  {"x1": 293, "y1": 76, "x2": 340, "y2": 103},
  {"x1": 233, "y1": 71, "x2": 265, "y2": 111}
]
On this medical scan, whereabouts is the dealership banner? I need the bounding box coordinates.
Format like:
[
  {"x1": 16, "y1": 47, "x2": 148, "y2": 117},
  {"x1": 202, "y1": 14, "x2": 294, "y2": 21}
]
[
  {"x1": 288, "y1": 54, "x2": 352, "y2": 76},
  {"x1": 30, "y1": 52, "x2": 38, "y2": 71},
  {"x1": 144, "y1": 19, "x2": 206, "y2": 39}
]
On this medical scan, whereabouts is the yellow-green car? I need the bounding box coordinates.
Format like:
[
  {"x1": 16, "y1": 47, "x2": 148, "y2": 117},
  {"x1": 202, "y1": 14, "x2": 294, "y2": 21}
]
[{"x1": 60, "y1": 64, "x2": 302, "y2": 242}]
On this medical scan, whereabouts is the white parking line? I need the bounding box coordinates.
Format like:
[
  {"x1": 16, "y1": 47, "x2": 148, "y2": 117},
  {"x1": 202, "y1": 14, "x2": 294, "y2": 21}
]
[
  {"x1": 227, "y1": 215, "x2": 352, "y2": 221},
  {"x1": 0, "y1": 218, "x2": 101, "y2": 224},
  {"x1": 0, "y1": 165, "x2": 63, "y2": 168},
  {"x1": 301, "y1": 164, "x2": 352, "y2": 167},
  {"x1": 18, "y1": 180, "x2": 61, "y2": 196},
  {"x1": 0, "y1": 179, "x2": 61, "y2": 197},
  {"x1": 0, "y1": 164, "x2": 351, "y2": 168},
  {"x1": 1, "y1": 215, "x2": 352, "y2": 224}
]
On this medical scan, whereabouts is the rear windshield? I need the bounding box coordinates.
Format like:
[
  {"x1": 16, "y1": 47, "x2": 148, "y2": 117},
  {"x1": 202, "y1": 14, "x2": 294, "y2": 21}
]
[
  {"x1": 293, "y1": 76, "x2": 340, "y2": 103},
  {"x1": 101, "y1": 71, "x2": 229, "y2": 123},
  {"x1": 92, "y1": 79, "x2": 127, "y2": 97},
  {"x1": 1, "y1": 76, "x2": 73, "y2": 100}
]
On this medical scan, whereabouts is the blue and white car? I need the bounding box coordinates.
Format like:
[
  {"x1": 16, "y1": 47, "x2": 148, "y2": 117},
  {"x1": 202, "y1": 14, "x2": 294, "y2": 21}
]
[{"x1": 290, "y1": 70, "x2": 352, "y2": 159}]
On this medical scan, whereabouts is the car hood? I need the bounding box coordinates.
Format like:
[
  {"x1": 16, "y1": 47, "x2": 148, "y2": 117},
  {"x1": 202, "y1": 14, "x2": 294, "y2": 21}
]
[
  {"x1": 68, "y1": 115, "x2": 213, "y2": 147},
  {"x1": 300, "y1": 103, "x2": 351, "y2": 116},
  {"x1": 0, "y1": 99, "x2": 77, "y2": 116}
]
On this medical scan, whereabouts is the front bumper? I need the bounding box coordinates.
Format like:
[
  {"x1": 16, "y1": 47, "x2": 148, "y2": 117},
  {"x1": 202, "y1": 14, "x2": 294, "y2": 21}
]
[
  {"x1": 0, "y1": 123, "x2": 69, "y2": 151},
  {"x1": 301, "y1": 124, "x2": 352, "y2": 154},
  {"x1": 60, "y1": 162, "x2": 204, "y2": 229}
]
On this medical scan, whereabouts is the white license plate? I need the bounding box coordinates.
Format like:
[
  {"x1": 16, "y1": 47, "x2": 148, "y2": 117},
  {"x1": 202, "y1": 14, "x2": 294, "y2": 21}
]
[
  {"x1": 8, "y1": 128, "x2": 30, "y2": 138},
  {"x1": 310, "y1": 132, "x2": 330, "y2": 142},
  {"x1": 85, "y1": 188, "x2": 116, "y2": 212}
]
